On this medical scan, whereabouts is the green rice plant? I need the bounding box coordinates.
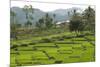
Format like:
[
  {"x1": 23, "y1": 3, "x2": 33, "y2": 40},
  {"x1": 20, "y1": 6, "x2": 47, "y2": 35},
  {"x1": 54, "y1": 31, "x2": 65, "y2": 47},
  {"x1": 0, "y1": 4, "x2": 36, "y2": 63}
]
[
  {"x1": 63, "y1": 56, "x2": 81, "y2": 63},
  {"x1": 58, "y1": 50, "x2": 73, "y2": 54},
  {"x1": 72, "y1": 44, "x2": 83, "y2": 50},
  {"x1": 72, "y1": 37, "x2": 86, "y2": 41},
  {"x1": 62, "y1": 35, "x2": 75, "y2": 39},
  {"x1": 57, "y1": 44, "x2": 73, "y2": 47},
  {"x1": 72, "y1": 49, "x2": 83, "y2": 56},
  {"x1": 34, "y1": 43, "x2": 55, "y2": 47},
  {"x1": 39, "y1": 38, "x2": 53, "y2": 43},
  {"x1": 18, "y1": 47, "x2": 33, "y2": 51},
  {"x1": 85, "y1": 35, "x2": 95, "y2": 41},
  {"x1": 54, "y1": 41, "x2": 73, "y2": 44},
  {"x1": 10, "y1": 55, "x2": 16, "y2": 64},
  {"x1": 36, "y1": 47, "x2": 58, "y2": 51},
  {"x1": 10, "y1": 31, "x2": 95, "y2": 66},
  {"x1": 58, "y1": 47, "x2": 72, "y2": 50},
  {"x1": 82, "y1": 42, "x2": 94, "y2": 48}
]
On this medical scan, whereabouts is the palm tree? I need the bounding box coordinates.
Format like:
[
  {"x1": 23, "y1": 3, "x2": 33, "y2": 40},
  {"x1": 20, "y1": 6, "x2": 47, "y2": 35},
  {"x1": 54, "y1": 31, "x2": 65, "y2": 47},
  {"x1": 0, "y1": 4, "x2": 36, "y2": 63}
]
[
  {"x1": 23, "y1": 5, "x2": 34, "y2": 30},
  {"x1": 82, "y1": 6, "x2": 95, "y2": 32},
  {"x1": 53, "y1": 14, "x2": 56, "y2": 28},
  {"x1": 23, "y1": 5, "x2": 29, "y2": 19},
  {"x1": 10, "y1": 10, "x2": 17, "y2": 39},
  {"x1": 44, "y1": 13, "x2": 53, "y2": 29}
]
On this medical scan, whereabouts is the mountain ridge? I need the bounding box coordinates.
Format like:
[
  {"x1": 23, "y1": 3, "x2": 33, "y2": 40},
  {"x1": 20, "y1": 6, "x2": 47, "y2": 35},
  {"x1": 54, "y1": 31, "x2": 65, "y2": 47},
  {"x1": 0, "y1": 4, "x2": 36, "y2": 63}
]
[{"x1": 10, "y1": 7, "x2": 82, "y2": 25}]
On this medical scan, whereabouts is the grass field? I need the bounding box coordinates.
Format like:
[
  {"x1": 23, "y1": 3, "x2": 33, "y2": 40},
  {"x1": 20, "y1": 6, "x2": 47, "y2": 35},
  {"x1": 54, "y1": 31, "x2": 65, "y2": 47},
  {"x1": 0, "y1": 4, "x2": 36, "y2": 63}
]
[{"x1": 10, "y1": 32, "x2": 95, "y2": 67}]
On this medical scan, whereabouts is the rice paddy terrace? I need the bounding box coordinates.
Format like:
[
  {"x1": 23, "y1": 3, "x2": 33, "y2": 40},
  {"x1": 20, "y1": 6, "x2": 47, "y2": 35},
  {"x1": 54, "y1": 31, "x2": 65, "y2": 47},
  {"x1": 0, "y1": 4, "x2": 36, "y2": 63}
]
[{"x1": 10, "y1": 33, "x2": 95, "y2": 67}]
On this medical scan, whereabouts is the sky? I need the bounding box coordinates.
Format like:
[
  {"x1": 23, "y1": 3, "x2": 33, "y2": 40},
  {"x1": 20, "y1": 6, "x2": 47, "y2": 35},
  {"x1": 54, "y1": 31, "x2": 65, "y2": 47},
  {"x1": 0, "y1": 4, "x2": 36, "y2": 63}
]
[{"x1": 11, "y1": 0, "x2": 95, "y2": 12}]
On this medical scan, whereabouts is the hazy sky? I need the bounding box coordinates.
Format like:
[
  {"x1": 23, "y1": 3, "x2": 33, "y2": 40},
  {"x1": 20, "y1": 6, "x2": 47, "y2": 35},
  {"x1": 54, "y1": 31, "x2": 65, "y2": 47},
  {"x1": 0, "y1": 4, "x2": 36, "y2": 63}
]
[{"x1": 11, "y1": 0, "x2": 95, "y2": 12}]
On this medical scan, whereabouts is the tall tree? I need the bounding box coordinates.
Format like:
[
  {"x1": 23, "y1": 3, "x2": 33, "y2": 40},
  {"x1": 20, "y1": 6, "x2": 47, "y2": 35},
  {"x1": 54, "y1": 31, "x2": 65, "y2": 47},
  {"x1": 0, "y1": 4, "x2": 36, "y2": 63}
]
[
  {"x1": 69, "y1": 9, "x2": 84, "y2": 35},
  {"x1": 23, "y1": 5, "x2": 34, "y2": 29},
  {"x1": 44, "y1": 13, "x2": 53, "y2": 29},
  {"x1": 36, "y1": 13, "x2": 53, "y2": 31},
  {"x1": 53, "y1": 14, "x2": 57, "y2": 28},
  {"x1": 23, "y1": 5, "x2": 29, "y2": 19},
  {"x1": 82, "y1": 6, "x2": 95, "y2": 32},
  {"x1": 36, "y1": 18, "x2": 44, "y2": 30},
  {"x1": 10, "y1": 10, "x2": 18, "y2": 39}
]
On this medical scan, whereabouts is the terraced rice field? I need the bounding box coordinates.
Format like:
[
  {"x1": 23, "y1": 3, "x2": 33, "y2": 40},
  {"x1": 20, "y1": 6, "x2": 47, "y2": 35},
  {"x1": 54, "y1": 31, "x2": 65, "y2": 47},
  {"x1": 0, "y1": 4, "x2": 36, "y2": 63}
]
[{"x1": 10, "y1": 34, "x2": 95, "y2": 67}]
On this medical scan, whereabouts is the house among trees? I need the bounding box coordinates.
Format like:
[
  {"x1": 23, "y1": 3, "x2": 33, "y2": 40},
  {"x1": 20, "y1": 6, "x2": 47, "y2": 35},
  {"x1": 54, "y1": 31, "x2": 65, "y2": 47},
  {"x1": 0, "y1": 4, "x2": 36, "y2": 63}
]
[{"x1": 56, "y1": 20, "x2": 70, "y2": 28}]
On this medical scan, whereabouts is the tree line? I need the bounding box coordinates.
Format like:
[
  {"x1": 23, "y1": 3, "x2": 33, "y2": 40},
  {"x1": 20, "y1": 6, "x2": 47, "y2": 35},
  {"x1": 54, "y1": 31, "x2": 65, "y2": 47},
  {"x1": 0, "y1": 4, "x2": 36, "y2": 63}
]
[
  {"x1": 69, "y1": 6, "x2": 95, "y2": 35},
  {"x1": 10, "y1": 5, "x2": 95, "y2": 39}
]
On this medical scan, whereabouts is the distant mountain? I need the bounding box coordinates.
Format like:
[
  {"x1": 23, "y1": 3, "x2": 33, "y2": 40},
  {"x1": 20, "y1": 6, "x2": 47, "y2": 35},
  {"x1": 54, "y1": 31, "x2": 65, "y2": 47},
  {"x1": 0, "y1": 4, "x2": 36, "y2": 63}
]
[
  {"x1": 48, "y1": 7, "x2": 82, "y2": 21},
  {"x1": 11, "y1": 7, "x2": 45, "y2": 25},
  {"x1": 10, "y1": 7, "x2": 82, "y2": 25}
]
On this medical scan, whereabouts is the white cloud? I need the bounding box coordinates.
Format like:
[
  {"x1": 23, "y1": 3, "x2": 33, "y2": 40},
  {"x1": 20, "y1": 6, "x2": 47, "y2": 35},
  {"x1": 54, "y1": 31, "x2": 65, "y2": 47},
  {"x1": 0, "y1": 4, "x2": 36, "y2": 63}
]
[{"x1": 11, "y1": 0, "x2": 95, "y2": 12}]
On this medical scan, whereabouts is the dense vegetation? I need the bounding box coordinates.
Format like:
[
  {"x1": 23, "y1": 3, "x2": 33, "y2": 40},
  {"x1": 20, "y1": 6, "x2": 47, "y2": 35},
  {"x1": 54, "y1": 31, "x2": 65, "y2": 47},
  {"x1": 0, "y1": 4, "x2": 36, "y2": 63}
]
[{"x1": 10, "y1": 5, "x2": 95, "y2": 67}]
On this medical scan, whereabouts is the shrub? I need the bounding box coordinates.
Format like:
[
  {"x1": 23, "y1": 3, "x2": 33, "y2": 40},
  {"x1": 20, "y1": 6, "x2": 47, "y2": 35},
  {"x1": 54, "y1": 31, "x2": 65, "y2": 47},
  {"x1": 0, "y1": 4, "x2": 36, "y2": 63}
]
[
  {"x1": 17, "y1": 63, "x2": 22, "y2": 66},
  {"x1": 40, "y1": 38, "x2": 53, "y2": 43},
  {"x1": 49, "y1": 56, "x2": 55, "y2": 60},
  {"x1": 10, "y1": 45, "x2": 18, "y2": 49},
  {"x1": 14, "y1": 48, "x2": 18, "y2": 51},
  {"x1": 25, "y1": 62, "x2": 32, "y2": 64},
  {"x1": 55, "y1": 60, "x2": 63, "y2": 64},
  {"x1": 62, "y1": 35, "x2": 74, "y2": 39},
  {"x1": 76, "y1": 34, "x2": 85, "y2": 37},
  {"x1": 20, "y1": 44, "x2": 28, "y2": 47},
  {"x1": 58, "y1": 38, "x2": 64, "y2": 41},
  {"x1": 33, "y1": 47, "x2": 37, "y2": 50},
  {"x1": 29, "y1": 42, "x2": 36, "y2": 45}
]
